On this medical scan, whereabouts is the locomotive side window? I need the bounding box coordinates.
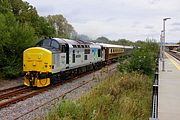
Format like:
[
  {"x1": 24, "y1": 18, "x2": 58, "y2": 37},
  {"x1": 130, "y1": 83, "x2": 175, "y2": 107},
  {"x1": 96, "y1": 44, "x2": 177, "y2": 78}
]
[
  {"x1": 73, "y1": 45, "x2": 77, "y2": 48},
  {"x1": 84, "y1": 49, "x2": 90, "y2": 54},
  {"x1": 61, "y1": 45, "x2": 66, "y2": 53},
  {"x1": 84, "y1": 55, "x2": 87, "y2": 60}
]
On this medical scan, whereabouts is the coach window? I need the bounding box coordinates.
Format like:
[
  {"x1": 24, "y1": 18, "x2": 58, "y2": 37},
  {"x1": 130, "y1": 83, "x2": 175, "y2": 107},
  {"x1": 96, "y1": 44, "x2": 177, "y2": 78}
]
[{"x1": 51, "y1": 40, "x2": 60, "y2": 50}]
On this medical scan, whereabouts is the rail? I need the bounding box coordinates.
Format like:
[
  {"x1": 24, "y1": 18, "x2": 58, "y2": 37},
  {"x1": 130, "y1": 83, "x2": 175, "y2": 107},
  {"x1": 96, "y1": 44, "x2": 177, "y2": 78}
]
[
  {"x1": 149, "y1": 57, "x2": 159, "y2": 120},
  {"x1": 168, "y1": 51, "x2": 180, "y2": 61}
]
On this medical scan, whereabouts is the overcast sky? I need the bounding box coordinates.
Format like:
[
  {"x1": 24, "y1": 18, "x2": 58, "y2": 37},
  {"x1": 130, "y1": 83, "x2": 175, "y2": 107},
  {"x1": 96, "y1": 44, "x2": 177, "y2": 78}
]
[{"x1": 25, "y1": 0, "x2": 180, "y2": 42}]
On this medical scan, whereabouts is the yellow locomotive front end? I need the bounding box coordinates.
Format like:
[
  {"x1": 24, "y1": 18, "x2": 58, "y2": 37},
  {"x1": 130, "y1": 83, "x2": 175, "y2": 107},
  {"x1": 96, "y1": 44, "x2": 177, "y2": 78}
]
[{"x1": 23, "y1": 47, "x2": 52, "y2": 87}]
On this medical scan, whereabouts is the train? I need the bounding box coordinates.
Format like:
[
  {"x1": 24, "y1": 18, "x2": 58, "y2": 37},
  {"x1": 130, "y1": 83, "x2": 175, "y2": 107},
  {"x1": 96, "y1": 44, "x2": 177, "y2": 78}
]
[{"x1": 23, "y1": 38, "x2": 133, "y2": 87}]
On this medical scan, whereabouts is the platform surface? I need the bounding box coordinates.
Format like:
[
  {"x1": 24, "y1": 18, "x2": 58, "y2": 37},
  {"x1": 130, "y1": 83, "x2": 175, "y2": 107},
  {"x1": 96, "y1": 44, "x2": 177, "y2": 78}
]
[{"x1": 158, "y1": 52, "x2": 180, "y2": 120}]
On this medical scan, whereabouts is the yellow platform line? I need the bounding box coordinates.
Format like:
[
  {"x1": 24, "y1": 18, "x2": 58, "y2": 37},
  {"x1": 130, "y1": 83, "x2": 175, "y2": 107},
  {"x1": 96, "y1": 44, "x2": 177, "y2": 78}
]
[{"x1": 165, "y1": 53, "x2": 180, "y2": 70}]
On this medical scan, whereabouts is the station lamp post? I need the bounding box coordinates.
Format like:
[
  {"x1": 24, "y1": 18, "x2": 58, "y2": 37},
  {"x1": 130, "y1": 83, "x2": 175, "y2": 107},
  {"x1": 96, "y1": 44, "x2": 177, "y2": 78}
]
[
  {"x1": 160, "y1": 30, "x2": 163, "y2": 61},
  {"x1": 162, "y1": 17, "x2": 171, "y2": 71}
]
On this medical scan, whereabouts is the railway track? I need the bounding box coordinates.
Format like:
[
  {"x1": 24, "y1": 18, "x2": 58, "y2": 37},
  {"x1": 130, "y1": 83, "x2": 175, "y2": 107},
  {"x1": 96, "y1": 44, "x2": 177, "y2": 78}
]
[
  {"x1": 0, "y1": 63, "x2": 117, "y2": 110},
  {"x1": 0, "y1": 86, "x2": 35, "y2": 109},
  {"x1": 0, "y1": 85, "x2": 25, "y2": 94},
  {"x1": 14, "y1": 65, "x2": 117, "y2": 120},
  {"x1": 0, "y1": 87, "x2": 32, "y2": 101},
  {"x1": 168, "y1": 51, "x2": 180, "y2": 61}
]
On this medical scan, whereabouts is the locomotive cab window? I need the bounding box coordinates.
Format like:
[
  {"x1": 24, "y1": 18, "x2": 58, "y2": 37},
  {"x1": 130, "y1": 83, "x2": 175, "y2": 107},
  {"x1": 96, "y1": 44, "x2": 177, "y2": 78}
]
[
  {"x1": 43, "y1": 39, "x2": 51, "y2": 47},
  {"x1": 51, "y1": 40, "x2": 60, "y2": 50},
  {"x1": 36, "y1": 39, "x2": 51, "y2": 47}
]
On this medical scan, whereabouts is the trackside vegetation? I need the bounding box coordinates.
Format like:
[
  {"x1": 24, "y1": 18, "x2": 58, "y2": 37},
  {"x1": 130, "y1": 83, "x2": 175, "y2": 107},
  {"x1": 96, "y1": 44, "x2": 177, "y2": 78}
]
[
  {"x1": 41, "y1": 40, "x2": 159, "y2": 120},
  {"x1": 118, "y1": 40, "x2": 159, "y2": 75},
  {"x1": 43, "y1": 72, "x2": 152, "y2": 120}
]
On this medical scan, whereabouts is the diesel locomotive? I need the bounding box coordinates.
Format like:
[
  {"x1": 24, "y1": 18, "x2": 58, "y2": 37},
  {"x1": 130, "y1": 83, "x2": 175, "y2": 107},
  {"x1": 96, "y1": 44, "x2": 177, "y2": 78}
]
[{"x1": 23, "y1": 38, "x2": 133, "y2": 87}]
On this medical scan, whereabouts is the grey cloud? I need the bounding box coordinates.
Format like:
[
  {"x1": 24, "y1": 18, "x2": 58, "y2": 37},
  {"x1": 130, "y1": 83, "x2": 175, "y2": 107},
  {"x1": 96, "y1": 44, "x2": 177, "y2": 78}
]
[
  {"x1": 144, "y1": 25, "x2": 154, "y2": 29},
  {"x1": 171, "y1": 22, "x2": 180, "y2": 26},
  {"x1": 131, "y1": 21, "x2": 141, "y2": 28},
  {"x1": 149, "y1": 0, "x2": 160, "y2": 4},
  {"x1": 170, "y1": 27, "x2": 180, "y2": 32}
]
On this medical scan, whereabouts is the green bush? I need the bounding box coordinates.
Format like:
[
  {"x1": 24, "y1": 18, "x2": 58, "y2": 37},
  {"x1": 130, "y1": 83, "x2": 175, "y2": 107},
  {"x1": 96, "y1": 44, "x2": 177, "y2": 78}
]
[{"x1": 118, "y1": 40, "x2": 159, "y2": 75}]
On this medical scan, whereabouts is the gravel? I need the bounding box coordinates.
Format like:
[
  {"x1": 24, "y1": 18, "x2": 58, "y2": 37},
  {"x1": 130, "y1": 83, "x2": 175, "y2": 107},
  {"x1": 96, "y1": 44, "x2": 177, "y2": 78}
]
[
  {"x1": 0, "y1": 63, "x2": 118, "y2": 120},
  {"x1": 0, "y1": 78, "x2": 23, "y2": 91}
]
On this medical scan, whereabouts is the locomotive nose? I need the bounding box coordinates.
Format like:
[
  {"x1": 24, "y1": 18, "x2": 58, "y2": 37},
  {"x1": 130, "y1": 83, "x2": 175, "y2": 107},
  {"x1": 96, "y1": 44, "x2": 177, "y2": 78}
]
[
  {"x1": 23, "y1": 47, "x2": 52, "y2": 87},
  {"x1": 23, "y1": 47, "x2": 52, "y2": 72}
]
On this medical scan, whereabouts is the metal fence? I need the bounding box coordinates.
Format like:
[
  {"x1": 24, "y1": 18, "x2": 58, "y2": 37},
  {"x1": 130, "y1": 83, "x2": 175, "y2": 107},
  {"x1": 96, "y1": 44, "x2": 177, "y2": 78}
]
[{"x1": 149, "y1": 58, "x2": 159, "y2": 120}]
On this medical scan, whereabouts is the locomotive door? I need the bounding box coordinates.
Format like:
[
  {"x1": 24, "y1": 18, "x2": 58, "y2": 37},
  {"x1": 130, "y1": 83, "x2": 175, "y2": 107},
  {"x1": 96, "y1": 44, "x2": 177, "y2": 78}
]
[
  {"x1": 66, "y1": 44, "x2": 69, "y2": 64},
  {"x1": 72, "y1": 50, "x2": 75, "y2": 63}
]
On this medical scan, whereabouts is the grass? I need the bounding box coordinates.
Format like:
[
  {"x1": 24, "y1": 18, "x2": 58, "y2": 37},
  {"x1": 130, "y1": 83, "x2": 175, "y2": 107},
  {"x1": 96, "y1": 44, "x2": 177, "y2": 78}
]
[{"x1": 41, "y1": 71, "x2": 153, "y2": 120}]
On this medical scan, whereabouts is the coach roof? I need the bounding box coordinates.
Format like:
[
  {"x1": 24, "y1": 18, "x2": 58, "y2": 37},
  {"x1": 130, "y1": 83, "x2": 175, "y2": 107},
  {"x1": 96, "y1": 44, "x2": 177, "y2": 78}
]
[{"x1": 97, "y1": 43, "x2": 124, "y2": 48}]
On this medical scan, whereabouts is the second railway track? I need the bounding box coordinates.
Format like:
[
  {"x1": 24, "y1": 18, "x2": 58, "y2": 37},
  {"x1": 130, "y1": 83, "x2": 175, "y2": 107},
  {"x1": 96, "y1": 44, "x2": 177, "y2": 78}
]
[
  {"x1": 0, "y1": 85, "x2": 25, "y2": 94},
  {"x1": 168, "y1": 51, "x2": 180, "y2": 61}
]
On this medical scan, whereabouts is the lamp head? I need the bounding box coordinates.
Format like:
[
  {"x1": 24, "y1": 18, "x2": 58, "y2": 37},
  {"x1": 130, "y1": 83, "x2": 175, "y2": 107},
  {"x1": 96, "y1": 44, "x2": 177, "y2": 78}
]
[{"x1": 163, "y1": 18, "x2": 171, "y2": 21}]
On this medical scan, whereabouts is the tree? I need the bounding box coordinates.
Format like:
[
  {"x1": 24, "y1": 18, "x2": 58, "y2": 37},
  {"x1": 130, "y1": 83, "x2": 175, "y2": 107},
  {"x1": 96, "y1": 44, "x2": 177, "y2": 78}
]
[
  {"x1": 0, "y1": 12, "x2": 37, "y2": 78},
  {"x1": 0, "y1": 0, "x2": 11, "y2": 13},
  {"x1": 7, "y1": 0, "x2": 55, "y2": 37},
  {"x1": 75, "y1": 34, "x2": 90, "y2": 41},
  {"x1": 47, "y1": 15, "x2": 76, "y2": 38},
  {"x1": 95, "y1": 36, "x2": 110, "y2": 43},
  {"x1": 116, "y1": 39, "x2": 134, "y2": 46}
]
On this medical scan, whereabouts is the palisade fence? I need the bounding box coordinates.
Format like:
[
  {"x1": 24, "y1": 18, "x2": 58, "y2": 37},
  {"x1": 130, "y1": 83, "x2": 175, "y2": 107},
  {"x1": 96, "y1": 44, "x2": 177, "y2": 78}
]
[{"x1": 149, "y1": 57, "x2": 159, "y2": 120}]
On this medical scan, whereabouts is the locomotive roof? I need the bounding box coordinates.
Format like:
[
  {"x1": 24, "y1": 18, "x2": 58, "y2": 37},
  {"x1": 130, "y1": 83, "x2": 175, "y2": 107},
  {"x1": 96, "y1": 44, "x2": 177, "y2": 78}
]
[
  {"x1": 52, "y1": 38, "x2": 69, "y2": 44},
  {"x1": 53, "y1": 38, "x2": 91, "y2": 45}
]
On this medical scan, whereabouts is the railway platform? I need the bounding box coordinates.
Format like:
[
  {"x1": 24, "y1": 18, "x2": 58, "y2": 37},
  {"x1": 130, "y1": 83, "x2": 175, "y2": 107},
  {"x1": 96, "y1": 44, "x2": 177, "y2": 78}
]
[{"x1": 158, "y1": 52, "x2": 180, "y2": 120}]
